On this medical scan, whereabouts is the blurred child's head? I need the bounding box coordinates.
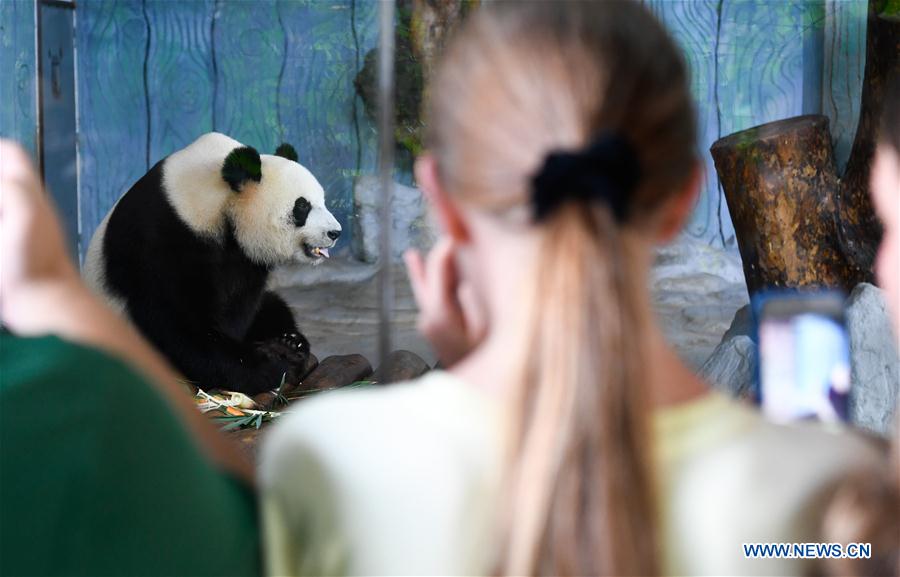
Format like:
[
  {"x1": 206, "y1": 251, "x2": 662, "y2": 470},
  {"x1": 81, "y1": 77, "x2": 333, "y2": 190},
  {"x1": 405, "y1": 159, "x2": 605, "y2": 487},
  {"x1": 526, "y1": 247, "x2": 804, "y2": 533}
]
[
  {"x1": 417, "y1": 2, "x2": 698, "y2": 574},
  {"x1": 872, "y1": 75, "x2": 900, "y2": 345}
]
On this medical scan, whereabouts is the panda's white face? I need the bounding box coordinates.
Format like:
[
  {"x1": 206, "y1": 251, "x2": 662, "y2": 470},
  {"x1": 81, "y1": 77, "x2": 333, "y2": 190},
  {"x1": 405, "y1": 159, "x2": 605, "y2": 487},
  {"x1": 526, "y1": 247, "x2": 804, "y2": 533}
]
[
  {"x1": 228, "y1": 154, "x2": 341, "y2": 266},
  {"x1": 159, "y1": 133, "x2": 340, "y2": 267}
]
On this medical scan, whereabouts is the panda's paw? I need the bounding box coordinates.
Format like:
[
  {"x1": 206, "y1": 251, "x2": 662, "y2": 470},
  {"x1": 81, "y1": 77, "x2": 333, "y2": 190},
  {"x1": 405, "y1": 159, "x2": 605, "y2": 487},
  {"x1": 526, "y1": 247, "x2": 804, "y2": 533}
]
[
  {"x1": 254, "y1": 336, "x2": 308, "y2": 363},
  {"x1": 253, "y1": 334, "x2": 314, "y2": 386},
  {"x1": 278, "y1": 332, "x2": 310, "y2": 354}
]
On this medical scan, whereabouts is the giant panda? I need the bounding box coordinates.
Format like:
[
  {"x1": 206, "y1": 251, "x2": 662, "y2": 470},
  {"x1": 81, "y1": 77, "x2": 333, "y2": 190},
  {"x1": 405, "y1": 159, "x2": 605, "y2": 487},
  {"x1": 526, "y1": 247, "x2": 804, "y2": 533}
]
[{"x1": 83, "y1": 132, "x2": 341, "y2": 395}]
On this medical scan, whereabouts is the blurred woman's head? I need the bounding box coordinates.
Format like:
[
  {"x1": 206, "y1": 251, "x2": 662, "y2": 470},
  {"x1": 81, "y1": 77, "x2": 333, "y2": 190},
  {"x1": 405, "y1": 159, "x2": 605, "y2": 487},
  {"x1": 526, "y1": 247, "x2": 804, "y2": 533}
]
[
  {"x1": 417, "y1": 2, "x2": 698, "y2": 574},
  {"x1": 872, "y1": 75, "x2": 900, "y2": 344},
  {"x1": 822, "y1": 75, "x2": 900, "y2": 577}
]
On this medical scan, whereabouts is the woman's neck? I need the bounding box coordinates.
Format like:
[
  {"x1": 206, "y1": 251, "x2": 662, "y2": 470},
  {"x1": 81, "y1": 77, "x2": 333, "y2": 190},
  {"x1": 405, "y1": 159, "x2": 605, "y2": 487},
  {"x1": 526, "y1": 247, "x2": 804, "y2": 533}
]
[
  {"x1": 447, "y1": 222, "x2": 709, "y2": 409},
  {"x1": 644, "y1": 323, "x2": 710, "y2": 407}
]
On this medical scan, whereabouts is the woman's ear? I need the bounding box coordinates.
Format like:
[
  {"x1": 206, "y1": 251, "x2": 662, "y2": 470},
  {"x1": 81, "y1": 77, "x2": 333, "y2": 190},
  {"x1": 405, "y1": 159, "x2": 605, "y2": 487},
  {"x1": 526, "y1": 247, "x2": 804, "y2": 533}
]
[
  {"x1": 415, "y1": 154, "x2": 470, "y2": 243},
  {"x1": 656, "y1": 162, "x2": 703, "y2": 243}
]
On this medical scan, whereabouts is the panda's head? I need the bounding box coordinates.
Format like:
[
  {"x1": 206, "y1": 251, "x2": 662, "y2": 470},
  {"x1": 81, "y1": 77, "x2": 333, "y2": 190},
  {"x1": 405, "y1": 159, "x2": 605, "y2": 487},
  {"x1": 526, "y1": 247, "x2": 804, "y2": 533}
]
[{"x1": 220, "y1": 143, "x2": 341, "y2": 266}]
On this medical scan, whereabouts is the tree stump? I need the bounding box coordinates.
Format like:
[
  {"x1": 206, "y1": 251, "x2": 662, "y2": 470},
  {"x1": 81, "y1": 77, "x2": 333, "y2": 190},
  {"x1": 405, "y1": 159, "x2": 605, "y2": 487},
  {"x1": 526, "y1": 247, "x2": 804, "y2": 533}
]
[
  {"x1": 711, "y1": 0, "x2": 898, "y2": 296},
  {"x1": 711, "y1": 115, "x2": 847, "y2": 292}
]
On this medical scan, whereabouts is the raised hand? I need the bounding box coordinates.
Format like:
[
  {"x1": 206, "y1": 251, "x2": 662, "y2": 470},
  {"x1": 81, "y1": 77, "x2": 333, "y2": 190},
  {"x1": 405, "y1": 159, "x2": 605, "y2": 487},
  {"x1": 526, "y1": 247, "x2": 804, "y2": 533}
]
[
  {"x1": 404, "y1": 237, "x2": 485, "y2": 367},
  {"x1": 0, "y1": 140, "x2": 81, "y2": 334}
]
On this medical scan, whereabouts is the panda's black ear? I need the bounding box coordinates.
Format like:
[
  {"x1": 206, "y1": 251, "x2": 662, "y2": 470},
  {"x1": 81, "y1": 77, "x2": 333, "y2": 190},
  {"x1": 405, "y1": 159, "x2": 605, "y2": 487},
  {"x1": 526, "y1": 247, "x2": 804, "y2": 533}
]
[
  {"x1": 221, "y1": 146, "x2": 262, "y2": 192},
  {"x1": 274, "y1": 143, "x2": 298, "y2": 163}
]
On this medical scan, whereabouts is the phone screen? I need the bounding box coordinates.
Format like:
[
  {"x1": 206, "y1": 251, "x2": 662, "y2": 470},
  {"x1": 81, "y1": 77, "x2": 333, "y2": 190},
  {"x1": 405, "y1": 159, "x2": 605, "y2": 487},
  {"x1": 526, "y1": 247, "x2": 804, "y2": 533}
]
[{"x1": 756, "y1": 292, "x2": 850, "y2": 424}]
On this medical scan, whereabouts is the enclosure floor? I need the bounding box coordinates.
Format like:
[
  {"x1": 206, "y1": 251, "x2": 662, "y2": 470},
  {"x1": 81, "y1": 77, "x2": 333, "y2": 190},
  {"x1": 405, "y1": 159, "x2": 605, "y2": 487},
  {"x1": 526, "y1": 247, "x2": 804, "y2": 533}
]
[
  {"x1": 271, "y1": 235, "x2": 749, "y2": 372},
  {"x1": 271, "y1": 258, "x2": 432, "y2": 367},
  {"x1": 651, "y1": 235, "x2": 749, "y2": 368}
]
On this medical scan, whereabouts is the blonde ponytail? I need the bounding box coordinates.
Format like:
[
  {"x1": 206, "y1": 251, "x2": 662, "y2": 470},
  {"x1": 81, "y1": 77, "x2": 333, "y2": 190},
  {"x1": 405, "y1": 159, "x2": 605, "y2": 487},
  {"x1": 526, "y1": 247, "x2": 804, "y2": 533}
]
[{"x1": 502, "y1": 203, "x2": 657, "y2": 575}]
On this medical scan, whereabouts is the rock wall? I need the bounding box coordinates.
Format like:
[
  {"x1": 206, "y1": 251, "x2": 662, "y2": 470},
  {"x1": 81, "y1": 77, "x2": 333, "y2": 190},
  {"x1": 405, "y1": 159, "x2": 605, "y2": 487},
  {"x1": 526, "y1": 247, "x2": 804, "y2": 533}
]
[
  {"x1": 351, "y1": 176, "x2": 437, "y2": 263},
  {"x1": 846, "y1": 283, "x2": 900, "y2": 434}
]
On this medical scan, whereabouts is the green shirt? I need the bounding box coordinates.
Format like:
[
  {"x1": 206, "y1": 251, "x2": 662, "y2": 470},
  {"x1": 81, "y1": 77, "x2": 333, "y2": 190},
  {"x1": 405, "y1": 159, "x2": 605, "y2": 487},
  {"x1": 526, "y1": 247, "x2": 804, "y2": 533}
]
[{"x1": 0, "y1": 333, "x2": 260, "y2": 576}]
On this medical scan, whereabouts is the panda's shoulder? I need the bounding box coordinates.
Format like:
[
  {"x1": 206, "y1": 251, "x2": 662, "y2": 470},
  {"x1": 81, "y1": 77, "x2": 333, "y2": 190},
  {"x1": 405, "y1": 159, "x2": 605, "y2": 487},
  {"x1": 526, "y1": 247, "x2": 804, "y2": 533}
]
[
  {"x1": 163, "y1": 132, "x2": 245, "y2": 178},
  {"x1": 183, "y1": 132, "x2": 244, "y2": 156},
  {"x1": 159, "y1": 133, "x2": 241, "y2": 233}
]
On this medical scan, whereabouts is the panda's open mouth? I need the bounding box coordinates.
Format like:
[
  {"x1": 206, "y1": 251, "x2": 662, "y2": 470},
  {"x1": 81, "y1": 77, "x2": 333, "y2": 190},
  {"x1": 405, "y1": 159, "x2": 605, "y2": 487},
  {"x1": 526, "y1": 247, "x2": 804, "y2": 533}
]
[{"x1": 303, "y1": 243, "x2": 331, "y2": 260}]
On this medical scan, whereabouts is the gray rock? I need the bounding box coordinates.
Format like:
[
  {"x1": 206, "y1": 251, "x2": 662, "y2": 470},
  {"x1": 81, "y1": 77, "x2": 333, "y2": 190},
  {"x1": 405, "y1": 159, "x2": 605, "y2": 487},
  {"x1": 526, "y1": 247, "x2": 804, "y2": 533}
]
[
  {"x1": 699, "y1": 284, "x2": 899, "y2": 435},
  {"x1": 351, "y1": 176, "x2": 437, "y2": 263},
  {"x1": 846, "y1": 283, "x2": 900, "y2": 435},
  {"x1": 699, "y1": 335, "x2": 757, "y2": 399}
]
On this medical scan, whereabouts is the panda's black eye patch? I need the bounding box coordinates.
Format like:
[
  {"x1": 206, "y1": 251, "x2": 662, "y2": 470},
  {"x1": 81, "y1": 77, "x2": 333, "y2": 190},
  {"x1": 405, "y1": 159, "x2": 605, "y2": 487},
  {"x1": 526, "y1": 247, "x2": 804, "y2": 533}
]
[{"x1": 293, "y1": 197, "x2": 311, "y2": 227}]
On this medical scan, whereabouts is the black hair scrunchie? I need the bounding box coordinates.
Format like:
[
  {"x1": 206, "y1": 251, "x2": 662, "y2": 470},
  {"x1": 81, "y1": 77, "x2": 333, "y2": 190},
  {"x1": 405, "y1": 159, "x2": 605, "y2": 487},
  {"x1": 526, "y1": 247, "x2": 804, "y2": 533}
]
[{"x1": 531, "y1": 133, "x2": 641, "y2": 223}]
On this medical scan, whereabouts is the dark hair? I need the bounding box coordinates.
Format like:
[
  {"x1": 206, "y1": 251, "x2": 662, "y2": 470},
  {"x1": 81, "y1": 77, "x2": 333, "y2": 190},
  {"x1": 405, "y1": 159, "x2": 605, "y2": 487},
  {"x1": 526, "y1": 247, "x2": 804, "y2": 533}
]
[{"x1": 881, "y1": 74, "x2": 900, "y2": 154}]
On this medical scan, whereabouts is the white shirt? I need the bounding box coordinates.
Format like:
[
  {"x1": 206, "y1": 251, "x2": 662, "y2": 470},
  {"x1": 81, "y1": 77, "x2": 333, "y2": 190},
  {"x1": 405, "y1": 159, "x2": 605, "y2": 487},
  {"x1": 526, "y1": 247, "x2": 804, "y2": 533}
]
[{"x1": 260, "y1": 371, "x2": 881, "y2": 576}]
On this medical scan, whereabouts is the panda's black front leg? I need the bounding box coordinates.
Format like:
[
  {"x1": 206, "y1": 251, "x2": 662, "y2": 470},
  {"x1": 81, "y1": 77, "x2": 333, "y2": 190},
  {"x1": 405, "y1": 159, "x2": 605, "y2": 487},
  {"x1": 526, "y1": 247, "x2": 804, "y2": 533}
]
[
  {"x1": 246, "y1": 291, "x2": 313, "y2": 386},
  {"x1": 246, "y1": 291, "x2": 304, "y2": 342},
  {"x1": 145, "y1": 322, "x2": 295, "y2": 395}
]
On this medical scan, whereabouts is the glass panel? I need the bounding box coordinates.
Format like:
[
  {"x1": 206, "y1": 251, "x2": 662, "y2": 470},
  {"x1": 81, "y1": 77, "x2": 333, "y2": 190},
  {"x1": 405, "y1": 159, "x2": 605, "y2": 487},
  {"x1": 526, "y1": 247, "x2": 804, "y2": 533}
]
[
  {"x1": 45, "y1": 0, "x2": 421, "y2": 396},
  {"x1": 8, "y1": 0, "x2": 879, "y2": 414}
]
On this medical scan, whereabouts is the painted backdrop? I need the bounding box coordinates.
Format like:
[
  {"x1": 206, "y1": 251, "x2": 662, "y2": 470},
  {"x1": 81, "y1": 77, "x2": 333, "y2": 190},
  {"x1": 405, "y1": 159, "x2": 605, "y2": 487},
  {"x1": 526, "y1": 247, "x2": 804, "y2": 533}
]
[{"x1": 0, "y1": 0, "x2": 867, "y2": 255}]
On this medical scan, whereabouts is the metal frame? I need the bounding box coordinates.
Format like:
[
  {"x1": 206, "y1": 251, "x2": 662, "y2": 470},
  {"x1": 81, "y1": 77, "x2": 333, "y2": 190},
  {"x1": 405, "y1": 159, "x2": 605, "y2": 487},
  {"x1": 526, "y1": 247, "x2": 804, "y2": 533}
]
[
  {"x1": 34, "y1": 0, "x2": 76, "y2": 181},
  {"x1": 33, "y1": 0, "x2": 41, "y2": 175},
  {"x1": 42, "y1": 0, "x2": 77, "y2": 9},
  {"x1": 376, "y1": 0, "x2": 396, "y2": 367},
  {"x1": 35, "y1": 0, "x2": 80, "y2": 258}
]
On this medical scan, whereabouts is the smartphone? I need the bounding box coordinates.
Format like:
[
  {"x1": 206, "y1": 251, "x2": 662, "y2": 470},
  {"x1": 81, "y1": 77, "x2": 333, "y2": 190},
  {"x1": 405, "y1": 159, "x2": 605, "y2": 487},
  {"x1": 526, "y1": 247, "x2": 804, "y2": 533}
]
[{"x1": 753, "y1": 290, "x2": 850, "y2": 424}]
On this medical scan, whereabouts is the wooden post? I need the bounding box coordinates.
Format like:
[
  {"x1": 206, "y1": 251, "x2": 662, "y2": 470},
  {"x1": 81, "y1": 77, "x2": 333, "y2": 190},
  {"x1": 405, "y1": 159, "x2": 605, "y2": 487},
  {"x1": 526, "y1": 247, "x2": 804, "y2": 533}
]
[
  {"x1": 711, "y1": 115, "x2": 848, "y2": 292},
  {"x1": 711, "y1": 0, "x2": 899, "y2": 295}
]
